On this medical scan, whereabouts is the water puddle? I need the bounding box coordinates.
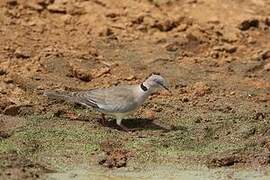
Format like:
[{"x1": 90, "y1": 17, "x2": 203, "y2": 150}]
[{"x1": 45, "y1": 165, "x2": 270, "y2": 180}]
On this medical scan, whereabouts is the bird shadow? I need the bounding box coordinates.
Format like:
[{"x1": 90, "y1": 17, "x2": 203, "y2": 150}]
[
  {"x1": 105, "y1": 118, "x2": 172, "y2": 132},
  {"x1": 60, "y1": 108, "x2": 173, "y2": 132}
]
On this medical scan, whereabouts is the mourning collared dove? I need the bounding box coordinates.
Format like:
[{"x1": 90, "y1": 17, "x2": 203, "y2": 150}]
[{"x1": 44, "y1": 73, "x2": 170, "y2": 131}]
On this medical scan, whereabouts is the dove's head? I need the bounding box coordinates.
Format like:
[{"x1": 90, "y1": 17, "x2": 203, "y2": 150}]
[{"x1": 142, "y1": 73, "x2": 170, "y2": 93}]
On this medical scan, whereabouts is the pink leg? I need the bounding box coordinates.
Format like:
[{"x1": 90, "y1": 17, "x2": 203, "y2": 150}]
[{"x1": 99, "y1": 113, "x2": 107, "y2": 126}]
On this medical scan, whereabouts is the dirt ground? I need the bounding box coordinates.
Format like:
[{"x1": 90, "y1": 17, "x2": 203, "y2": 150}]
[{"x1": 1, "y1": 0, "x2": 270, "y2": 179}]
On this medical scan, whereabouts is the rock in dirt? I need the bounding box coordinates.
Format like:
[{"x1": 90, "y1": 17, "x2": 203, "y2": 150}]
[
  {"x1": 26, "y1": 2, "x2": 44, "y2": 11},
  {"x1": 105, "y1": 11, "x2": 121, "y2": 19},
  {"x1": 47, "y1": 3, "x2": 66, "y2": 13},
  {"x1": 36, "y1": 0, "x2": 54, "y2": 6},
  {"x1": 221, "y1": 27, "x2": 239, "y2": 43},
  {"x1": 261, "y1": 50, "x2": 270, "y2": 60},
  {"x1": 60, "y1": 14, "x2": 72, "y2": 24},
  {"x1": 6, "y1": 0, "x2": 17, "y2": 6},
  {"x1": 0, "y1": 68, "x2": 7, "y2": 75},
  {"x1": 14, "y1": 48, "x2": 31, "y2": 59},
  {"x1": 152, "y1": 19, "x2": 178, "y2": 32},
  {"x1": 247, "y1": 37, "x2": 256, "y2": 44},
  {"x1": 265, "y1": 17, "x2": 270, "y2": 26},
  {"x1": 91, "y1": 67, "x2": 110, "y2": 78},
  {"x1": 213, "y1": 44, "x2": 237, "y2": 53},
  {"x1": 68, "y1": 64, "x2": 93, "y2": 82},
  {"x1": 124, "y1": 75, "x2": 136, "y2": 81},
  {"x1": 251, "y1": 50, "x2": 270, "y2": 61},
  {"x1": 98, "y1": 27, "x2": 114, "y2": 37},
  {"x1": 264, "y1": 63, "x2": 270, "y2": 71},
  {"x1": 3, "y1": 77, "x2": 13, "y2": 84},
  {"x1": 165, "y1": 41, "x2": 180, "y2": 52},
  {"x1": 187, "y1": 0, "x2": 197, "y2": 4},
  {"x1": 176, "y1": 23, "x2": 188, "y2": 32},
  {"x1": 131, "y1": 15, "x2": 144, "y2": 25},
  {"x1": 209, "y1": 51, "x2": 219, "y2": 59},
  {"x1": 67, "y1": 5, "x2": 85, "y2": 16},
  {"x1": 238, "y1": 18, "x2": 259, "y2": 31}
]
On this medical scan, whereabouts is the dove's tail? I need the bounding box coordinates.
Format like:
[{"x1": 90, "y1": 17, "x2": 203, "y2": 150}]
[
  {"x1": 44, "y1": 91, "x2": 78, "y2": 103},
  {"x1": 43, "y1": 90, "x2": 98, "y2": 108}
]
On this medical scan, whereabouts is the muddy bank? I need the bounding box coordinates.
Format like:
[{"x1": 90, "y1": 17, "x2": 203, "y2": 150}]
[
  {"x1": 45, "y1": 165, "x2": 270, "y2": 180},
  {"x1": 0, "y1": 0, "x2": 270, "y2": 179}
]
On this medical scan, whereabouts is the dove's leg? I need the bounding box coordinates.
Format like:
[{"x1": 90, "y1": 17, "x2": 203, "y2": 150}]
[{"x1": 116, "y1": 116, "x2": 130, "y2": 132}]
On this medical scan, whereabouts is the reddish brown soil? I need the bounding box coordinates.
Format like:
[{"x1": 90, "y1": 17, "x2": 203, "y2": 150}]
[
  {"x1": 0, "y1": 0, "x2": 270, "y2": 179},
  {"x1": 98, "y1": 140, "x2": 133, "y2": 168}
]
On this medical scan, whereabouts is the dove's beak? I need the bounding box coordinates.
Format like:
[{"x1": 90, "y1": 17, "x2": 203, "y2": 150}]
[{"x1": 159, "y1": 83, "x2": 172, "y2": 94}]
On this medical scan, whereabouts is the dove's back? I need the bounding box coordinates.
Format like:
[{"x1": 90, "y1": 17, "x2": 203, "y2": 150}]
[{"x1": 44, "y1": 85, "x2": 142, "y2": 114}]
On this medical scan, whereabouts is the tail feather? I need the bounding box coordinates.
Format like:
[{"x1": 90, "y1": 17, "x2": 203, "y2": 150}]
[
  {"x1": 44, "y1": 91, "x2": 77, "y2": 102},
  {"x1": 43, "y1": 90, "x2": 98, "y2": 108}
]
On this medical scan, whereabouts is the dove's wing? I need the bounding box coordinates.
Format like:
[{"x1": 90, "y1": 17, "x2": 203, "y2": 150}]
[{"x1": 69, "y1": 85, "x2": 140, "y2": 113}]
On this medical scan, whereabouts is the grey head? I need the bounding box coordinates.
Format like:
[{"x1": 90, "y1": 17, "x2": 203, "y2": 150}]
[{"x1": 142, "y1": 73, "x2": 170, "y2": 93}]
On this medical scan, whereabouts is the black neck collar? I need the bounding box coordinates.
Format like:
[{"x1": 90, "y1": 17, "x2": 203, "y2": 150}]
[{"x1": 140, "y1": 83, "x2": 148, "y2": 91}]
